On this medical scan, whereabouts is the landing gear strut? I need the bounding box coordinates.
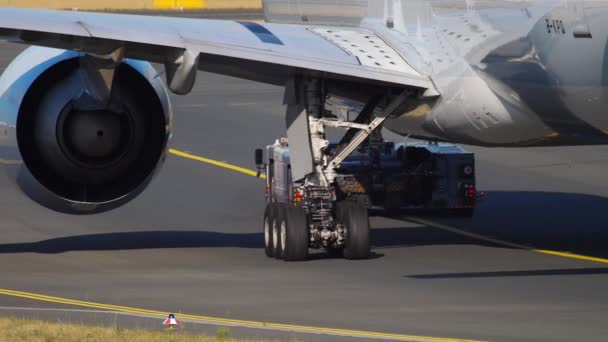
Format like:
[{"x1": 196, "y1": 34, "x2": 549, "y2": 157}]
[{"x1": 259, "y1": 77, "x2": 411, "y2": 260}]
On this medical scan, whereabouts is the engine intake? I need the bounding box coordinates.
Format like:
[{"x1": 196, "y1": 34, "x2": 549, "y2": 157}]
[{"x1": 0, "y1": 47, "x2": 172, "y2": 214}]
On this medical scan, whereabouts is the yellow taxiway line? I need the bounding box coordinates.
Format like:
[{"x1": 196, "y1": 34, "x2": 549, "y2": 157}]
[
  {"x1": 0, "y1": 289, "x2": 483, "y2": 342},
  {"x1": 169, "y1": 148, "x2": 266, "y2": 179},
  {"x1": 0, "y1": 159, "x2": 22, "y2": 165},
  {"x1": 169, "y1": 148, "x2": 608, "y2": 266},
  {"x1": 406, "y1": 217, "x2": 608, "y2": 265}
]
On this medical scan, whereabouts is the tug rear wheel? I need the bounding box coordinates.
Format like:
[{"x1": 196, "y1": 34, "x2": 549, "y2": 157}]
[
  {"x1": 263, "y1": 203, "x2": 274, "y2": 257},
  {"x1": 272, "y1": 204, "x2": 283, "y2": 259},
  {"x1": 337, "y1": 201, "x2": 371, "y2": 260}
]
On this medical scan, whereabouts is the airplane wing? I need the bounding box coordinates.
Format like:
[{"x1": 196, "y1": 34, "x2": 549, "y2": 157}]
[{"x1": 0, "y1": 8, "x2": 434, "y2": 91}]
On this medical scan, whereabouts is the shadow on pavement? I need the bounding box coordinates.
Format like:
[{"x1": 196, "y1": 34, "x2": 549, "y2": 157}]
[
  {"x1": 426, "y1": 191, "x2": 608, "y2": 258},
  {"x1": 0, "y1": 231, "x2": 262, "y2": 254},
  {"x1": 397, "y1": 191, "x2": 608, "y2": 278},
  {"x1": 377, "y1": 191, "x2": 608, "y2": 254},
  {"x1": 407, "y1": 267, "x2": 608, "y2": 279},
  {"x1": 0, "y1": 191, "x2": 606, "y2": 258}
]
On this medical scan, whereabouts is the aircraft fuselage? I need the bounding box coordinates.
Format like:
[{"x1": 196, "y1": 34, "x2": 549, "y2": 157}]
[
  {"x1": 265, "y1": 0, "x2": 608, "y2": 146},
  {"x1": 386, "y1": 0, "x2": 608, "y2": 146}
]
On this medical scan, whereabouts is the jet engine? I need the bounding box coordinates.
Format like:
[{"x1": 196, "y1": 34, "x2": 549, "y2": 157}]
[{"x1": 0, "y1": 47, "x2": 172, "y2": 214}]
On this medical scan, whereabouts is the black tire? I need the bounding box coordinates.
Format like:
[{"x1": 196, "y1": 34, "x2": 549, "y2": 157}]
[
  {"x1": 451, "y1": 208, "x2": 475, "y2": 218},
  {"x1": 263, "y1": 203, "x2": 274, "y2": 257},
  {"x1": 272, "y1": 204, "x2": 284, "y2": 259},
  {"x1": 281, "y1": 205, "x2": 309, "y2": 261},
  {"x1": 336, "y1": 201, "x2": 371, "y2": 260},
  {"x1": 326, "y1": 247, "x2": 343, "y2": 258}
]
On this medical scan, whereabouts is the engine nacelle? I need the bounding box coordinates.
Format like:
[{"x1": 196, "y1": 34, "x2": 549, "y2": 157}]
[{"x1": 0, "y1": 47, "x2": 172, "y2": 214}]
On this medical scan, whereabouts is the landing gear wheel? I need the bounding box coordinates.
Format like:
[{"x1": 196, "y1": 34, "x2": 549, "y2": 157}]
[
  {"x1": 272, "y1": 204, "x2": 283, "y2": 259},
  {"x1": 263, "y1": 204, "x2": 274, "y2": 257},
  {"x1": 337, "y1": 201, "x2": 371, "y2": 260},
  {"x1": 280, "y1": 205, "x2": 309, "y2": 261}
]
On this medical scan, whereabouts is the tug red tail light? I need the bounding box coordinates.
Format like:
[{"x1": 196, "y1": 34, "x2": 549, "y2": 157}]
[{"x1": 467, "y1": 188, "x2": 476, "y2": 198}]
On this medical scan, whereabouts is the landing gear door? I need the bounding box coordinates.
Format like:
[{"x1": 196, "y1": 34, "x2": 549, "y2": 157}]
[{"x1": 285, "y1": 87, "x2": 314, "y2": 183}]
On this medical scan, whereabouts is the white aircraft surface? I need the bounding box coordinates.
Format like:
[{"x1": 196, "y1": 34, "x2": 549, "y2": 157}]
[{"x1": 0, "y1": 0, "x2": 605, "y2": 259}]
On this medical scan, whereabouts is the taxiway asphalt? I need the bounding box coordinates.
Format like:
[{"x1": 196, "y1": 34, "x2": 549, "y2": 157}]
[{"x1": 1, "y1": 35, "x2": 608, "y2": 342}]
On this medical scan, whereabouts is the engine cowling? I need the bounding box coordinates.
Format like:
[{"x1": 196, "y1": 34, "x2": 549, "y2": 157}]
[{"x1": 0, "y1": 47, "x2": 172, "y2": 214}]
